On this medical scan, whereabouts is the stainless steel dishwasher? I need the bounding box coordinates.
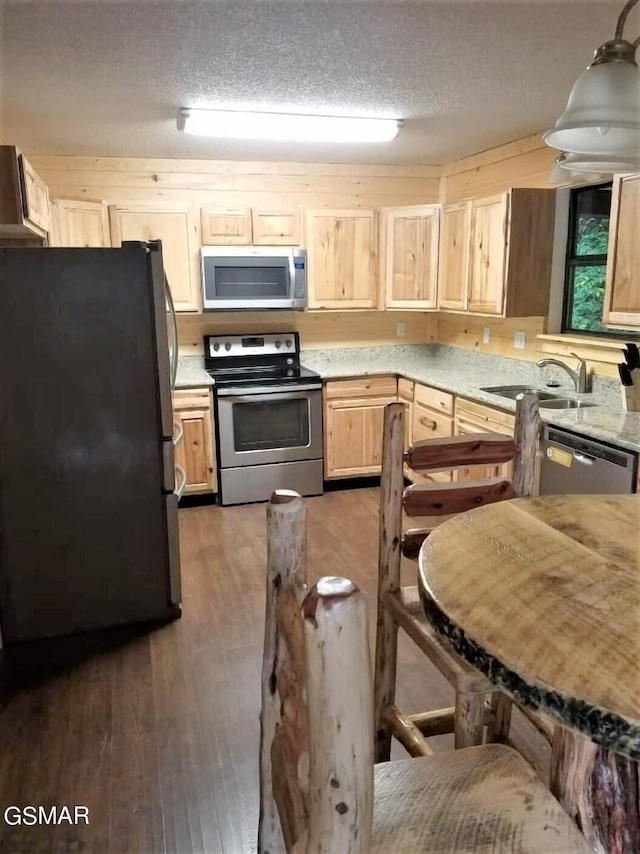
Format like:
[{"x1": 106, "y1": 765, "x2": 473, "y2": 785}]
[{"x1": 539, "y1": 425, "x2": 637, "y2": 495}]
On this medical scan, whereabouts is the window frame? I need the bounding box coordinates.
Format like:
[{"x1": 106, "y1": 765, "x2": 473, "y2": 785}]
[{"x1": 561, "y1": 180, "x2": 622, "y2": 337}]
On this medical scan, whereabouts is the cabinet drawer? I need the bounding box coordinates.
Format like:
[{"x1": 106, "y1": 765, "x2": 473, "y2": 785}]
[
  {"x1": 173, "y1": 389, "x2": 212, "y2": 410},
  {"x1": 398, "y1": 378, "x2": 414, "y2": 402},
  {"x1": 324, "y1": 376, "x2": 397, "y2": 400},
  {"x1": 455, "y1": 397, "x2": 514, "y2": 434},
  {"x1": 414, "y1": 383, "x2": 453, "y2": 415},
  {"x1": 409, "y1": 469, "x2": 452, "y2": 485},
  {"x1": 412, "y1": 401, "x2": 454, "y2": 442}
]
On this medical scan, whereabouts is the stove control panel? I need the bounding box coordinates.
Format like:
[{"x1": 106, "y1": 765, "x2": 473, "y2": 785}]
[{"x1": 205, "y1": 332, "x2": 300, "y2": 360}]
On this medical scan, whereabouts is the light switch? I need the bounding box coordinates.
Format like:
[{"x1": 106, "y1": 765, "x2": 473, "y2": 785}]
[
  {"x1": 482, "y1": 327, "x2": 491, "y2": 344},
  {"x1": 514, "y1": 331, "x2": 526, "y2": 350},
  {"x1": 396, "y1": 322, "x2": 406, "y2": 338}
]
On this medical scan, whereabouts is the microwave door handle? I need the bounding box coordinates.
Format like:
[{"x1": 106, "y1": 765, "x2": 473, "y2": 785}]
[{"x1": 288, "y1": 251, "x2": 296, "y2": 298}]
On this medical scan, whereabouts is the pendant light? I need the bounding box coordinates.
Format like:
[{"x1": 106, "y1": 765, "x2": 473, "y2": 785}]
[
  {"x1": 548, "y1": 152, "x2": 605, "y2": 184},
  {"x1": 544, "y1": 0, "x2": 640, "y2": 163}
]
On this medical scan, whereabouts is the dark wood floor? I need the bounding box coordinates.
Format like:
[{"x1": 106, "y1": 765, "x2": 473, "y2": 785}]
[{"x1": 0, "y1": 487, "x2": 548, "y2": 853}]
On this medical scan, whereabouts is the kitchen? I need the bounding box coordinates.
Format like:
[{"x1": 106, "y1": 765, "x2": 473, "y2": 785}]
[{"x1": 0, "y1": 0, "x2": 639, "y2": 852}]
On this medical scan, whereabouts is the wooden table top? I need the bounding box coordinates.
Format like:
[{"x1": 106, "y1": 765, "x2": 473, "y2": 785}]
[{"x1": 418, "y1": 494, "x2": 640, "y2": 758}]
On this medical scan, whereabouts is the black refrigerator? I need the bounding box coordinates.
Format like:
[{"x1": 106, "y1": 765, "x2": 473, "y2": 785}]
[{"x1": 0, "y1": 242, "x2": 181, "y2": 644}]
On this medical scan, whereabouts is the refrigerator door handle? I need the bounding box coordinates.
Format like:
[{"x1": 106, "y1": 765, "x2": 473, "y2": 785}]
[
  {"x1": 175, "y1": 463, "x2": 187, "y2": 500},
  {"x1": 173, "y1": 419, "x2": 184, "y2": 447}
]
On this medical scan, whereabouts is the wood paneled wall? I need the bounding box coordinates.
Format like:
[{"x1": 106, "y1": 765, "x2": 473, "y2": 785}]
[
  {"x1": 180, "y1": 311, "x2": 437, "y2": 354},
  {"x1": 440, "y1": 134, "x2": 558, "y2": 204},
  {"x1": 33, "y1": 155, "x2": 440, "y2": 351}
]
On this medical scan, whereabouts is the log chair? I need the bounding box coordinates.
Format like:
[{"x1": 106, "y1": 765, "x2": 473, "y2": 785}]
[
  {"x1": 257, "y1": 489, "x2": 589, "y2": 853},
  {"x1": 373, "y1": 393, "x2": 551, "y2": 762}
]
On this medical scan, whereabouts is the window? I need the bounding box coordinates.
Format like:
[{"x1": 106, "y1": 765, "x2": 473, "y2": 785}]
[{"x1": 562, "y1": 182, "x2": 613, "y2": 335}]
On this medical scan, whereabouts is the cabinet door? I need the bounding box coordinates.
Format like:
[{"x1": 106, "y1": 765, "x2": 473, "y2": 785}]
[
  {"x1": 325, "y1": 396, "x2": 393, "y2": 478},
  {"x1": 252, "y1": 208, "x2": 301, "y2": 245},
  {"x1": 174, "y1": 409, "x2": 217, "y2": 494},
  {"x1": 201, "y1": 208, "x2": 252, "y2": 245},
  {"x1": 384, "y1": 206, "x2": 440, "y2": 308},
  {"x1": 19, "y1": 155, "x2": 49, "y2": 232},
  {"x1": 109, "y1": 203, "x2": 201, "y2": 312},
  {"x1": 438, "y1": 202, "x2": 471, "y2": 310},
  {"x1": 468, "y1": 194, "x2": 508, "y2": 315},
  {"x1": 454, "y1": 420, "x2": 501, "y2": 482},
  {"x1": 603, "y1": 174, "x2": 640, "y2": 329},
  {"x1": 305, "y1": 209, "x2": 378, "y2": 309},
  {"x1": 56, "y1": 199, "x2": 110, "y2": 247},
  {"x1": 410, "y1": 399, "x2": 453, "y2": 484}
]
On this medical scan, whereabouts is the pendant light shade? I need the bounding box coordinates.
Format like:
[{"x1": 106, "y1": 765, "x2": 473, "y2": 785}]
[
  {"x1": 558, "y1": 151, "x2": 639, "y2": 173},
  {"x1": 543, "y1": 55, "x2": 640, "y2": 154},
  {"x1": 544, "y1": 0, "x2": 640, "y2": 169}
]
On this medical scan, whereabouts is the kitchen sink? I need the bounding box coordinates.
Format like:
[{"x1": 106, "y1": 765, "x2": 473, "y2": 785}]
[
  {"x1": 480, "y1": 385, "x2": 560, "y2": 401},
  {"x1": 535, "y1": 398, "x2": 595, "y2": 409},
  {"x1": 480, "y1": 385, "x2": 596, "y2": 409}
]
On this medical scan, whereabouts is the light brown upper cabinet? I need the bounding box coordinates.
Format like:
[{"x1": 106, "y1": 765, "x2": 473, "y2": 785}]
[
  {"x1": 201, "y1": 206, "x2": 302, "y2": 246},
  {"x1": 305, "y1": 209, "x2": 378, "y2": 309},
  {"x1": 109, "y1": 203, "x2": 201, "y2": 313},
  {"x1": 437, "y1": 202, "x2": 471, "y2": 310},
  {"x1": 252, "y1": 208, "x2": 302, "y2": 245},
  {"x1": 383, "y1": 205, "x2": 440, "y2": 309},
  {"x1": 444, "y1": 188, "x2": 555, "y2": 317},
  {"x1": 201, "y1": 208, "x2": 252, "y2": 245},
  {"x1": 52, "y1": 199, "x2": 110, "y2": 247},
  {"x1": 468, "y1": 194, "x2": 508, "y2": 314},
  {"x1": 603, "y1": 174, "x2": 640, "y2": 329},
  {"x1": 0, "y1": 145, "x2": 50, "y2": 237}
]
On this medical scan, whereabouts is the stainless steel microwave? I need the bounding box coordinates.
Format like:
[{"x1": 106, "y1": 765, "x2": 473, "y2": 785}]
[{"x1": 201, "y1": 247, "x2": 307, "y2": 311}]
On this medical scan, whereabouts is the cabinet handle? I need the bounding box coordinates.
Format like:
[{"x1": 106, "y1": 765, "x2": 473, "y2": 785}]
[{"x1": 419, "y1": 416, "x2": 437, "y2": 431}]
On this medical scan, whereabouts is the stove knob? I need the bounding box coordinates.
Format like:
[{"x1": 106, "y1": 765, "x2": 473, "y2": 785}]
[
  {"x1": 224, "y1": 342, "x2": 231, "y2": 352},
  {"x1": 286, "y1": 357, "x2": 294, "y2": 365},
  {"x1": 285, "y1": 339, "x2": 292, "y2": 348},
  {"x1": 213, "y1": 343, "x2": 220, "y2": 352},
  {"x1": 275, "y1": 340, "x2": 282, "y2": 349}
]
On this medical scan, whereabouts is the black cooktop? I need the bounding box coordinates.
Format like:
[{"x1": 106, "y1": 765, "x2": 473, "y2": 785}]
[{"x1": 206, "y1": 363, "x2": 320, "y2": 388}]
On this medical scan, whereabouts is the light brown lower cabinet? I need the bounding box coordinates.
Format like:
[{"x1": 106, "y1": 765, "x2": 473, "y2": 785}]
[
  {"x1": 454, "y1": 398, "x2": 515, "y2": 481},
  {"x1": 323, "y1": 377, "x2": 397, "y2": 478},
  {"x1": 173, "y1": 390, "x2": 217, "y2": 495},
  {"x1": 409, "y1": 383, "x2": 454, "y2": 484}
]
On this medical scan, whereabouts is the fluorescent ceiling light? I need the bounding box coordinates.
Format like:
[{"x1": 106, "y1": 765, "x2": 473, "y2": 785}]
[{"x1": 177, "y1": 108, "x2": 400, "y2": 143}]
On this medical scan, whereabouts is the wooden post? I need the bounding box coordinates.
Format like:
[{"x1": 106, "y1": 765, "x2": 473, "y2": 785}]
[
  {"x1": 513, "y1": 392, "x2": 541, "y2": 499},
  {"x1": 486, "y1": 692, "x2": 513, "y2": 744},
  {"x1": 303, "y1": 577, "x2": 374, "y2": 854},
  {"x1": 373, "y1": 402, "x2": 405, "y2": 762},
  {"x1": 550, "y1": 727, "x2": 640, "y2": 854},
  {"x1": 454, "y1": 688, "x2": 486, "y2": 749},
  {"x1": 258, "y1": 490, "x2": 308, "y2": 854}
]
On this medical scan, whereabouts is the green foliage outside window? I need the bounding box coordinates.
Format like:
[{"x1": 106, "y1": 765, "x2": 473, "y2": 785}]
[{"x1": 565, "y1": 211, "x2": 610, "y2": 334}]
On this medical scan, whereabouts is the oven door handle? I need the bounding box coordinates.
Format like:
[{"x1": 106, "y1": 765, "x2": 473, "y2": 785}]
[{"x1": 216, "y1": 383, "x2": 322, "y2": 397}]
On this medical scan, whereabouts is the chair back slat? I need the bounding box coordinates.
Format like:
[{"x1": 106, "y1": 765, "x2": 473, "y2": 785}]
[
  {"x1": 259, "y1": 490, "x2": 309, "y2": 854},
  {"x1": 303, "y1": 578, "x2": 374, "y2": 852},
  {"x1": 404, "y1": 478, "x2": 517, "y2": 518},
  {"x1": 405, "y1": 433, "x2": 517, "y2": 473}
]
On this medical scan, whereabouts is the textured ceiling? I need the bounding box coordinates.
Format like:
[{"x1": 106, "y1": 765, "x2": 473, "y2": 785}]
[{"x1": 0, "y1": 0, "x2": 626, "y2": 164}]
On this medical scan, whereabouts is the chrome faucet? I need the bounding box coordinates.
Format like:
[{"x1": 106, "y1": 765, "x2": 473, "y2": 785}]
[{"x1": 536, "y1": 353, "x2": 591, "y2": 394}]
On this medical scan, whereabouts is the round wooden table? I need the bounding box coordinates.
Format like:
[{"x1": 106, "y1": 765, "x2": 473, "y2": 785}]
[{"x1": 418, "y1": 494, "x2": 640, "y2": 854}]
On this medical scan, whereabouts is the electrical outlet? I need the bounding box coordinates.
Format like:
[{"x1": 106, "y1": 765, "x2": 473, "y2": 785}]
[
  {"x1": 514, "y1": 331, "x2": 526, "y2": 350},
  {"x1": 482, "y1": 327, "x2": 491, "y2": 344},
  {"x1": 396, "y1": 322, "x2": 406, "y2": 338}
]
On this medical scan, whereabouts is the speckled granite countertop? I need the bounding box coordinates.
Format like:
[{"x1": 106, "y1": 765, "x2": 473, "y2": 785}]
[{"x1": 176, "y1": 345, "x2": 640, "y2": 455}]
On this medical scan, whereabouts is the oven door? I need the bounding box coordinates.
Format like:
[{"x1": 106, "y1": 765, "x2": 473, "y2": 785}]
[{"x1": 217, "y1": 388, "x2": 323, "y2": 468}]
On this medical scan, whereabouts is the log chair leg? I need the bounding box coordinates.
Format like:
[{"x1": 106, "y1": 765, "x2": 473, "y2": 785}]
[
  {"x1": 486, "y1": 692, "x2": 513, "y2": 744},
  {"x1": 373, "y1": 403, "x2": 405, "y2": 763},
  {"x1": 454, "y1": 689, "x2": 486, "y2": 749},
  {"x1": 550, "y1": 726, "x2": 640, "y2": 854}
]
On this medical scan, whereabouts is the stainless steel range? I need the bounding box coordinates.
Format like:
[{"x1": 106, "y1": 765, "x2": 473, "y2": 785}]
[{"x1": 205, "y1": 332, "x2": 323, "y2": 505}]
